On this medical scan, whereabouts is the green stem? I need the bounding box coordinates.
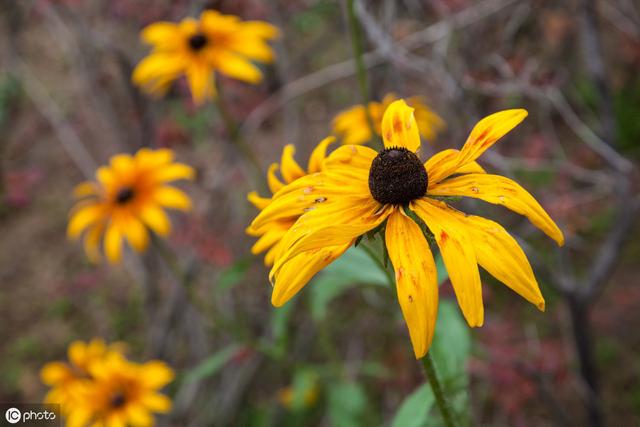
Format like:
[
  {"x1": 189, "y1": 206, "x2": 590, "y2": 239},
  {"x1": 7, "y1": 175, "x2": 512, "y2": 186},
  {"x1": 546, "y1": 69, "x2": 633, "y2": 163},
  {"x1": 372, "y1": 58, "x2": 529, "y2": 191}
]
[
  {"x1": 214, "y1": 82, "x2": 266, "y2": 191},
  {"x1": 345, "y1": 0, "x2": 381, "y2": 149},
  {"x1": 421, "y1": 353, "x2": 457, "y2": 427},
  {"x1": 360, "y1": 242, "x2": 394, "y2": 288}
]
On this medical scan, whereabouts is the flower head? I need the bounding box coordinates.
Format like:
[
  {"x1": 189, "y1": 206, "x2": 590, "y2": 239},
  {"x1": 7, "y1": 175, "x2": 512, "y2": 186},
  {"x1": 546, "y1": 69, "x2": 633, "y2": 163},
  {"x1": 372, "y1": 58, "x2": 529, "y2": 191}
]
[
  {"x1": 251, "y1": 99, "x2": 564, "y2": 358},
  {"x1": 40, "y1": 339, "x2": 124, "y2": 414},
  {"x1": 332, "y1": 93, "x2": 445, "y2": 145},
  {"x1": 41, "y1": 340, "x2": 173, "y2": 427},
  {"x1": 68, "y1": 148, "x2": 194, "y2": 264},
  {"x1": 132, "y1": 10, "x2": 279, "y2": 104},
  {"x1": 247, "y1": 137, "x2": 335, "y2": 266}
]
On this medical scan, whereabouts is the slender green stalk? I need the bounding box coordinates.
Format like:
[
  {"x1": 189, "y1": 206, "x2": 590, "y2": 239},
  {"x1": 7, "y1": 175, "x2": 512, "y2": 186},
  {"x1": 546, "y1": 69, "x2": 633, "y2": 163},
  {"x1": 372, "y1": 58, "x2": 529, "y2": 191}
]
[
  {"x1": 421, "y1": 353, "x2": 457, "y2": 427},
  {"x1": 214, "y1": 82, "x2": 266, "y2": 190},
  {"x1": 345, "y1": 0, "x2": 380, "y2": 149}
]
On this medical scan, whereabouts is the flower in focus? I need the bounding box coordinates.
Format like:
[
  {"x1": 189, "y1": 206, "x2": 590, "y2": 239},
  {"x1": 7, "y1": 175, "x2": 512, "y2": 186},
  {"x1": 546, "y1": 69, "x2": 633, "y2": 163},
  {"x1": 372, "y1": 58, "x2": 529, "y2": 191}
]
[
  {"x1": 40, "y1": 339, "x2": 124, "y2": 414},
  {"x1": 332, "y1": 93, "x2": 445, "y2": 145},
  {"x1": 41, "y1": 339, "x2": 174, "y2": 427},
  {"x1": 251, "y1": 99, "x2": 564, "y2": 358},
  {"x1": 68, "y1": 148, "x2": 194, "y2": 264},
  {"x1": 132, "y1": 10, "x2": 279, "y2": 104},
  {"x1": 246, "y1": 137, "x2": 335, "y2": 266}
]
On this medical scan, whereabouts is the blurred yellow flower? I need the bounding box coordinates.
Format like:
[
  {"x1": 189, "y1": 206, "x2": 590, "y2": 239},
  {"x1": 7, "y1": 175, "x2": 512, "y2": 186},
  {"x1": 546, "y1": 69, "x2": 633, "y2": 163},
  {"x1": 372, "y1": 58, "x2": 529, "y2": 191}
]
[
  {"x1": 68, "y1": 148, "x2": 194, "y2": 264},
  {"x1": 132, "y1": 10, "x2": 279, "y2": 104},
  {"x1": 278, "y1": 385, "x2": 319, "y2": 410},
  {"x1": 41, "y1": 340, "x2": 173, "y2": 427},
  {"x1": 246, "y1": 137, "x2": 335, "y2": 266},
  {"x1": 251, "y1": 100, "x2": 564, "y2": 358},
  {"x1": 41, "y1": 339, "x2": 124, "y2": 414},
  {"x1": 332, "y1": 93, "x2": 445, "y2": 145}
]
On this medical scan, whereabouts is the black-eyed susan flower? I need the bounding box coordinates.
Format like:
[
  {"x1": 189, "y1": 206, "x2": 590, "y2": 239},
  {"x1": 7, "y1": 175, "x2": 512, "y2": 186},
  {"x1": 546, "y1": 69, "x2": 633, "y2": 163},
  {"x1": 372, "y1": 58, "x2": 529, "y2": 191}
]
[
  {"x1": 42, "y1": 340, "x2": 174, "y2": 427},
  {"x1": 68, "y1": 148, "x2": 194, "y2": 264},
  {"x1": 41, "y1": 339, "x2": 125, "y2": 414},
  {"x1": 246, "y1": 137, "x2": 335, "y2": 266},
  {"x1": 332, "y1": 93, "x2": 445, "y2": 145},
  {"x1": 132, "y1": 10, "x2": 279, "y2": 104},
  {"x1": 251, "y1": 100, "x2": 563, "y2": 358}
]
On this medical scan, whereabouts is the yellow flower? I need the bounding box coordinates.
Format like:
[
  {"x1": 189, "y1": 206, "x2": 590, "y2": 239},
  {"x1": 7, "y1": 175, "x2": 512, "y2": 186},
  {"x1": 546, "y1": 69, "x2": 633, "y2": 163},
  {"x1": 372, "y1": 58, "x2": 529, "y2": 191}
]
[
  {"x1": 68, "y1": 148, "x2": 194, "y2": 264},
  {"x1": 332, "y1": 93, "x2": 445, "y2": 145},
  {"x1": 251, "y1": 100, "x2": 564, "y2": 358},
  {"x1": 132, "y1": 10, "x2": 279, "y2": 104},
  {"x1": 65, "y1": 353, "x2": 174, "y2": 427},
  {"x1": 40, "y1": 339, "x2": 125, "y2": 415},
  {"x1": 246, "y1": 137, "x2": 335, "y2": 266}
]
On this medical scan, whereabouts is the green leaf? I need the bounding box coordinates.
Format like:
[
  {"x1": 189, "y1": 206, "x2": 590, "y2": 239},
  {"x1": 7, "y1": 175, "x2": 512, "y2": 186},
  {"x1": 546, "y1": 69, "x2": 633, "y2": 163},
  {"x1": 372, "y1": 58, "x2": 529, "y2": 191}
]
[
  {"x1": 182, "y1": 345, "x2": 240, "y2": 384},
  {"x1": 217, "y1": 258, "x2": 252, "y2": 291},
  {"x1": 391, "y1": 384, "x2": 434, "y2": 427},
  {"x1": 430, "y1": 300, "x2": 471, "y2": 382},
  {"x1": 309, "y1": 246, "x2": 388, "y2": 321},
  {"x1": 327, "y1": 381, "x2": 369, "y2": 427},
  {"x1": 289, "y1": 369, "x2": 320, "y2": 412}
]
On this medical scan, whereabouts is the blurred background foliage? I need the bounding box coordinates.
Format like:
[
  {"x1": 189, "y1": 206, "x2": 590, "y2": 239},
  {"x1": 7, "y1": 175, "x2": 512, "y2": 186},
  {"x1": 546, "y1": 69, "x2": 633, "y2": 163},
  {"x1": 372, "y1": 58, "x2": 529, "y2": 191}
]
[{"x1": 0, "y1": 0, "x2": 639, "y2": 426}]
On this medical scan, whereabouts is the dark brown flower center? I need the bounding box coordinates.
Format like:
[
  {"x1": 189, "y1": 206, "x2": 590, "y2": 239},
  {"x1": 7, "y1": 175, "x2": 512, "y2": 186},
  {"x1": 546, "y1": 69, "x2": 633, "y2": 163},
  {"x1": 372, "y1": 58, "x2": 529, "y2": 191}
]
[
  {"x1": 110, "y1": 391, "x2": 126, "y2": 408},
  {"x1": 188, "y1": 33, "x2": 208, "y2": 51},
  {"x1": 368, "y1": 147, "x2": 428, "y2": 205},
  {"x1": 115, "y1": 187, "x2": 135, "y2": 204}
]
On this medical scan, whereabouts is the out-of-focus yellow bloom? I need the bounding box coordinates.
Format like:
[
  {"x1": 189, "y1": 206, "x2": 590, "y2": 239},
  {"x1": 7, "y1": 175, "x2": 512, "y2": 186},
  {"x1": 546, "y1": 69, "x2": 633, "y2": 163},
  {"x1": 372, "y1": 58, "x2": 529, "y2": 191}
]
[
  {"x1": 40, "y1": 339, "x2": 124, "y2": 414},
  {"x1": 67, "y1": 148, "x2": 194, "y2": 264},
  {"x1": 251, "y1": 100, "x2": 564, "y2": 358},
  {"x1": 132, "y1": 10, "x2": 279, "y2": 104},
  {"x1": 246, "y1": 137, "x2": 335, "y2": 266},
  {"x1": 41, "y1": 340, "x2": 173, "y2": 427},
  {"x1": 332, "y1": 93, "x2": 445, "y2": 145},
  {"x1": 278, "y1": 385, "x2": 319, "y2": 410}
]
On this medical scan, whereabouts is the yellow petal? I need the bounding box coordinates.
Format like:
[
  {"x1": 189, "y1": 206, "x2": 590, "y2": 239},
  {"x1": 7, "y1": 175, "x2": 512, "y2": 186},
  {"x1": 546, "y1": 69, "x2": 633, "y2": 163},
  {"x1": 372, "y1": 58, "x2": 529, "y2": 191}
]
[
  {"x1": 140, "y1": 360, "x2": 175, "y2": 388},
  {"x1": 140, "y1": 22, "x2": 181, "y2": 48},
  {"x1": 271, "y1": 243, "x2": 351, "y2": 306},
  {"x1": 104, "y1": 222, "x2": 124, "y2": 264},
  {"x1": 153, "y1": 163, "x2": 195, "y2": 183},
  {"x1": 83, "y1": 223, "x2": 105, "y2": 263},
  {"x1": 141, "y1": 393, "x2": 172, "y2": 413},
  {"x1": 67, "y1": 204, "x2": 105, "y2": 239},
  {"x1": 125, "y1": 404, "x2": 153, "y2": 427},
  {"x1": 132, "y1": 52, "x2": 187, "y2": 96},
  {"x1": 247, "y1": 191, "x2": 271, "y2": 210},
  {"x1": 73, "y1": 182, "x2": 100, "y2": 199},
  {"x1": 210, "y1": 51, "x2": 263, "y2": 84},
  {"x1": 186, "y1": 61, "x2": 215, "y2": 105},
  {"x1": 271, "y1": 199, "x2": 390, "y2": 278},
  {"x1": 139, "y1": 205, "x2": 171, "y2": 237},
  {"x1": 380, "y1": 99, "x2": 420, "y2": 153},
  {"x1": 385, "y1": 211, "x2": 438, "y2": 358},
  {"x1": 323, "y1": 144, "x2": 377, "y2": 173},
  {"x1": 250, "y1": 221, "x2": 290, "y2": 255},
  {"x1": 428, "y1": 173, "x2": 564, "y2": 246},
  {"x1": 40, "y1": 362, "x2": 73, "y2": 385},
  {"x1": 458, "y1": 109, "x2": 528, "y2": 166},
  {"x1": 307, "y1": 136, "x2": 336, "y2": 173},
  {"x1": 123, "y1": 217, "x2": 150, "y2": 253},
  {"x1": 411, "y1": 199, "x2": 484, "y2": 327},
  {"x1": 280, "y1": 145, "x2": 306, "y2": 183},
  {"x1": 68, "y1": 340, "x2": 87, "y2": 368},
  {"x1": 153, "y1": 186, "x2": 192, "y2": 211},
  {"x1": 425, "y1": 149, "x2": 485, "y2": 186},
  {"x1": 461, "y1": 215, "x2": 545, "y2": 310},
  {"x1": 267, "y1": 163, "x2": 284, "y2": 194}
]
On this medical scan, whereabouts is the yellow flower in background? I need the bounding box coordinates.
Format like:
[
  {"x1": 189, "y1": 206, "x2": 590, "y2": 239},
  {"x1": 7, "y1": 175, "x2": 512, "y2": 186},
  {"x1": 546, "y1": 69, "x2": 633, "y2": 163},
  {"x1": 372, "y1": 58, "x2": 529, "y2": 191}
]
[
  {"x1": 41, "y1": 339, "x2": 125, "y2": 414},
  {"x1": 252, "y1": 100, "x2": 564, "y2": 358},
  {"x1": 68, "y1": 148, "x2": 194, "y2": 264},
  {"x1": 41, "y1": 340, "x2": 173, "y2": 427},
  {"x1": 132, "y1": 10, "x2": 279, "y2": 104},
  {"x1": 246, "y1": 137, "x2": 335, "y2": 266},
  {"x1": 332, "y1": 93, "x2": 445, "y2": 145}
]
